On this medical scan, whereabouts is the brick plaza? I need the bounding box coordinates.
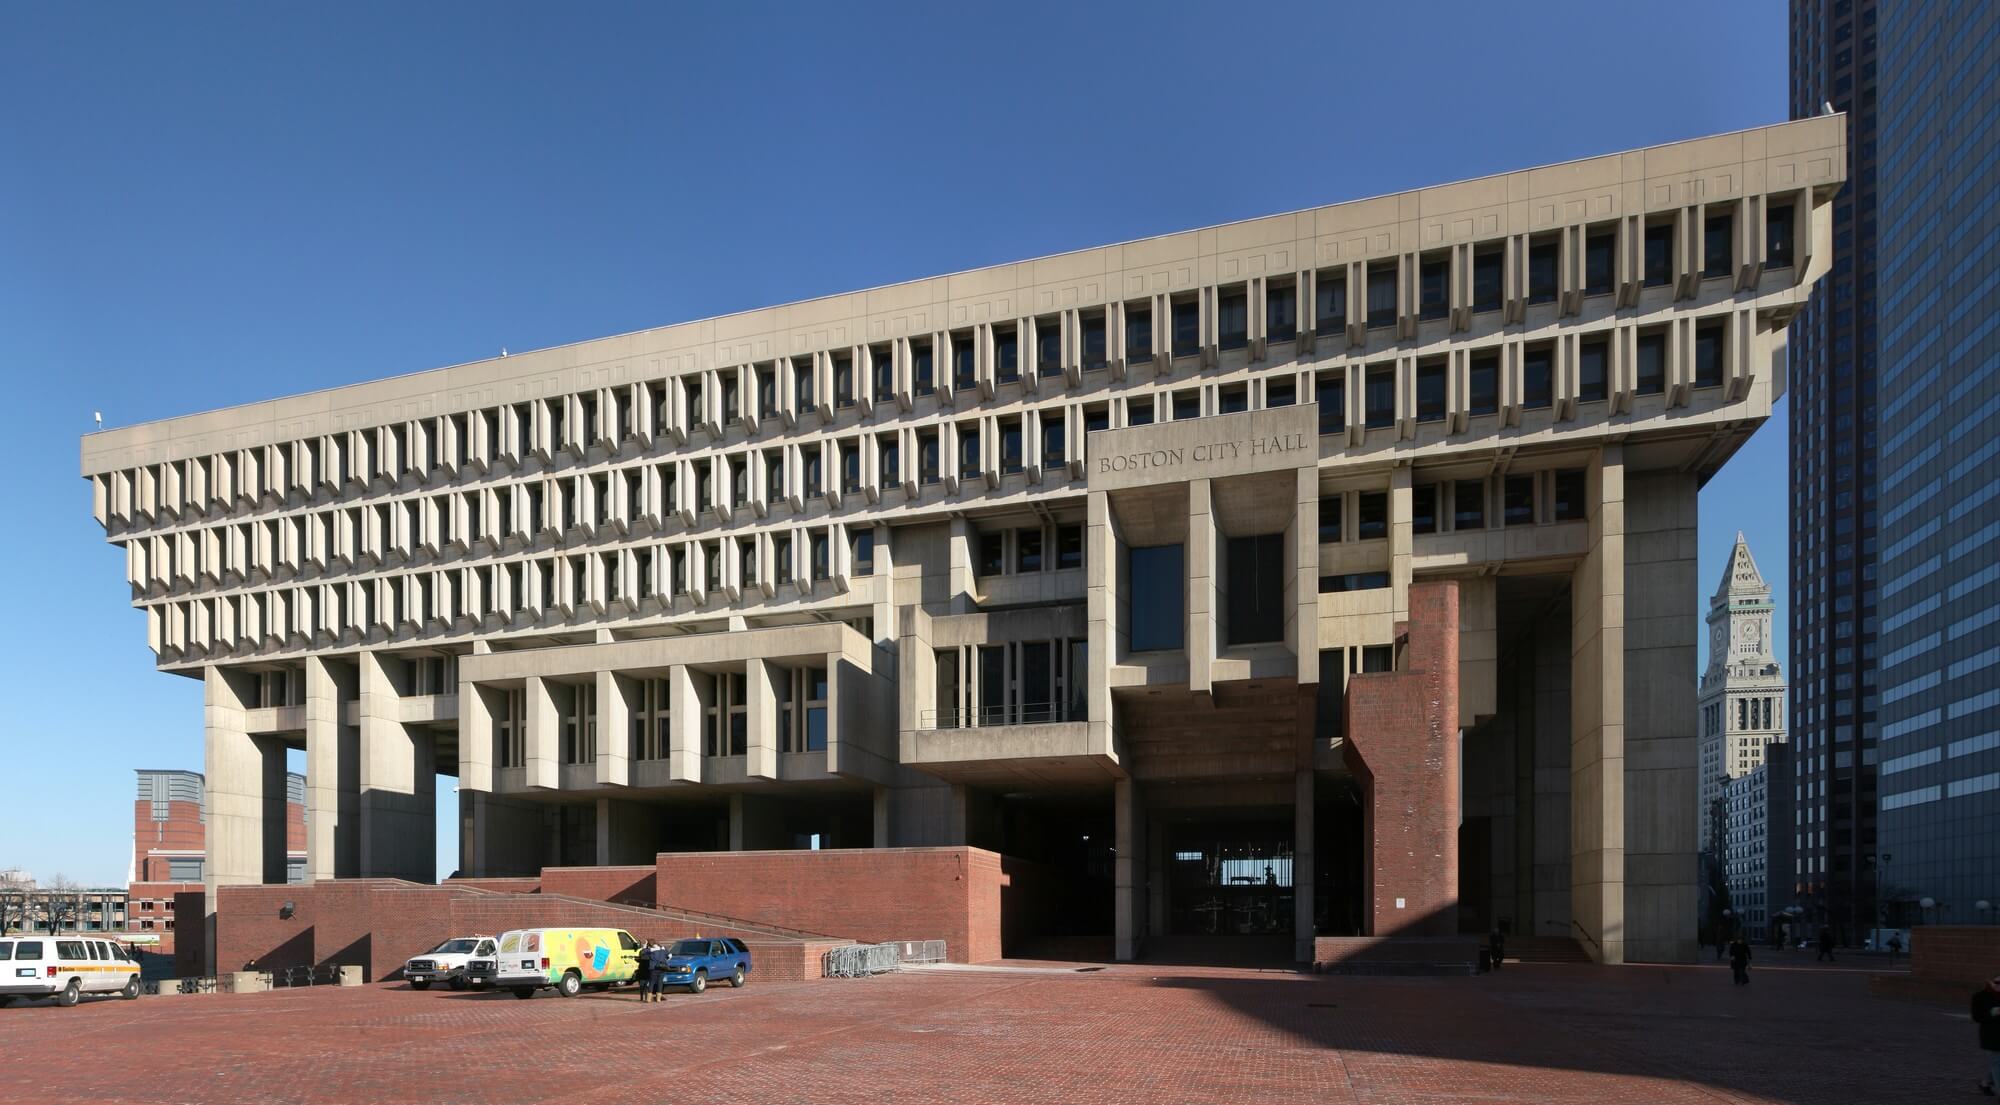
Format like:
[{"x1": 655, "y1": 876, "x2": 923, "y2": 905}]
[{"x1": 0, "y1": 958, "x2": 1969, "y2": 1104}]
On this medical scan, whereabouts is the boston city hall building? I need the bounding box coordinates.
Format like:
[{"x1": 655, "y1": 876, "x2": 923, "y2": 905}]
[{"x1": 83, "y1": 117, "x2": 1843, "y2": 967}]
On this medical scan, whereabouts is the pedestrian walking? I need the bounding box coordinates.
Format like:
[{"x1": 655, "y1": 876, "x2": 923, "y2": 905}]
[
  {"x1": 1887, "y1": 932, "x2": 1903, "y2": 962},
  {"x1": 1487, "y1": 926, "x2": 1505, "y2": 972},
  {"x1": 1816, "y1": 926, "x2": 1836, "y2": 963},
  {"x1": 1728, "y1": 937, "x2": 1751, "y2": 986},
  {"x1": 1974, "y1": 973, "x2": 2000, "y2": 1096}
]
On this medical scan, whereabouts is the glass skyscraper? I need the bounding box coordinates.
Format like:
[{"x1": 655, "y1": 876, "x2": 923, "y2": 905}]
[
  {"x1": 1787, "y1": 0, "x2": 1881, "y2": 941},
  {"x1": 1869, "y1": 0, "x2": 2000, "y2": 926}
]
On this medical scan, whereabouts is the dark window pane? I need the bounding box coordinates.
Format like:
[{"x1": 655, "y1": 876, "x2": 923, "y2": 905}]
[
  {"x1": 1695, "y1": 322, "x2": 1725, "y2": 387},
  {"x1": 1366, "y1": 264, "x2": 1396, "y2": 328},
  {"x1": 1173, "y1": 390, "x2": 1201, "y2": 420},
  {"x1": 1454, "y1": 481, "x2": 1485, "y2": 530},
  {"x1": 1128, "y1": 397, "x2": 1154, "y2": 426},
  {"x1": 1126, "y1": 307, "x2": 1152, "y2": 359},
  {"x1": 953, "y1": 338, "x2": 976, "y2": 390},
  {"x1": 1469, "y1": 353, "x2": 1499, "y2": 415},
  {"x1": 1504, "y1": 476, "x2": 1534, "y2": 526},
  {"x1": 1703, "y1": 215, "x2": 1732, "y2": 278},
  {"x1": 913, "y1": 345, "x2": 934, "y2": 395},
  {"x1": 1585, "y1": 230, "x2": 1615, "y2": 295},
  {"x1": 1315, "y1": 274, "x2": 1346, "y2": 335},
  {"x1": 1217, "y1": 293, "x2": 1247, "y2": 351},
  {"x1": 1042, "y1": 419, "x2": 1066, "y2": 466},
  {"x1": 1412, "y1": 485, "x2": 1437, "y2": 534},
  {"x1": 1765, "y1": 204, "x2": 1794, "y2": 268},
  {"x1": 1318, "y1": 375, "x2": 1344, "y2": 434},
  {"x1": 1000, "y1": 422, "x2": 1023, "y2": 473},
  {"x1": 1643, "y1": 224, "x2": 1673, "y2": 287},
  {"x1": 1522, "y1": 348, "x2": 1553, "y2": 410},
  {"x1": 1319, "y1": 572, "x2": 1390, "y2": 594},
  {"x1": 1225, "y1": 534, "x2": 1285, "y2": 646},
  {"x1": 1037, "y1": 322, "x2": 1062, "y2": 371},
  {"x1": 1416, "y1": 362, "x2": 1446, "y2": 422},
  {"x1": 1266, "y1": 285, "x2": 1297, "y2": 339},
  {"x1": 1016, "y1": 528, "x2": 1043, "y2": 573},
  {"x1": 1318, "y1": 497, "x2": 1341, "y2": 543},
  {"x1": 1356, "y1": 492, "x2": 1387, "y2": 540},
  {"x1": 1218, "y1": 386, "x2": 1247, "y2": 414},
  {"x1": 873, "y1": 348, "x2": 894, "y2": 399},
  {"x1": 1171, "y1": 302, "x2": 1200, "y2": 357},
  {"x1": 1635, "y1": 332, "x2": 1666, "y2": 394},
  {"x1": 1419, "y1": 257, "x2": 1449, "y2": 320},
  {"x1": 979, "y1": 533, "x2": 1004, "y2": 575},
  {"x1": 1057, "y1": 525, "x2": 1083, "y2": 570},
  {"x1": 1553, "y1": 469, "x2": 1587, "y2": 521},
  {"x1": 1578, "y1": 339, "x2": 1609, "y2": 402},
  {"x1": 1128, "y1": 545, "x2": 1185, "y2": 652},
  {"x1": 960, "y1": 428, "x2": 981, "y2": 476},
  {"x1": 1082, "y1": 317, "x2": 1108, "y2": 368},
  {"x1": 1267, "y1": 377, "x2": 1295, "y2": 407},
  {"x1": 1021, "y1": 641, "x2": 1052, "y2": 718},
  {"x1": 995, "y1": 330, "x2": 1019, "y2": 383},
  {"x1": 1472, "y1": 249, "x2": 1503, "y2": 312},
  {"x1": 1528, "y1": 241, "x2": 1558, "y2": 304},
  {"x1": 1365, "y1": 366, "x2": 1394, "y2": 429}
]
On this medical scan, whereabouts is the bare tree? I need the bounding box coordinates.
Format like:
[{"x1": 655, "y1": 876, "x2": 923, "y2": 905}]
[{"x1": 40, "y1": 874, "x2": 84, "y2": 934}]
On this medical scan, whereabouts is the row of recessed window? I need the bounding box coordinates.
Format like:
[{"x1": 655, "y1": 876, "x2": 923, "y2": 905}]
[
  {"x1": 98, "y1": 198, "x2": 1799, "y2": 536},
  {"x1": 489, "y1": 666, "x2": 831, "y2": 770},
  {"x1": 1314, "y1": 471, "x2": 1589, "y2": 544}
]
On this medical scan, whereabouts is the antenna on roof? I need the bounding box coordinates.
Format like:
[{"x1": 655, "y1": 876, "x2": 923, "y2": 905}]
[
  {"x1": 1821, "y1": 100, "x2": 1835, "y2": 116},
  {"x1": 500, "y1": 347, "x2": 509, "y2": 358},
  {"x1": 94, "y1": 411, "x2": 102, "y2": 432}
]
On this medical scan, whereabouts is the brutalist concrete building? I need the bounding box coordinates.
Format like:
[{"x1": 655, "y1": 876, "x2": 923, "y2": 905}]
[{"x1": 81, "y1": 118, "x2": 1844, "y2": 966}]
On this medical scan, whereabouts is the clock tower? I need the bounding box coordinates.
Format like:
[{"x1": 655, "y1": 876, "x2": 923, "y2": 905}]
[{"x1": 1696, "y1": 534, "x2": 1788, "y2": 859}]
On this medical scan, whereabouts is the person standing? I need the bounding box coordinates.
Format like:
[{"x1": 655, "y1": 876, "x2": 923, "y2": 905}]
[
  {"x1": 1886, "y1": 932, "x2": 1903, "y2": 962},
  {"x1": 1487, "y1": 927, "x2": 1505, "y2": 972},
  {"x1": 1974, "y1": 974, "x2": 2000, "y2": 1096},
  {"x1": 1816, "y1": 926, "x2": 1837, "y2": 963},
  {"x1": 1728, "y1": 936, "x2": 1751, "y2": 986},
  {"x1": 645, "y1": 940, "x2": 669, "y2": 1004},
  {"x1": 635, "y1": 940, "x2": 657, "y2": 1002}
]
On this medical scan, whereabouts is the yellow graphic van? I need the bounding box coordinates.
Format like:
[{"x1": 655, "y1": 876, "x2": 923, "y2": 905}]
[{"x1": 491, "y1": 927, "x2": 641, "y2": 999}]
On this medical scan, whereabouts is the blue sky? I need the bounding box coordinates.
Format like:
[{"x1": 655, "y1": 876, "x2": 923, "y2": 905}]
[{"x1": 0, "y1": 1, "x2": 1790, "y2": 885}]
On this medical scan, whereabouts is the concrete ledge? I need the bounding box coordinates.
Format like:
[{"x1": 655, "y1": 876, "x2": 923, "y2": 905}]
[
  {"x1": 1313, "y1": 936, "x2": 1480, "y2": 976},
  {"x1": 337, "y1": 965, "x2": 363, "y2": 987},
  {"x1": 221, "y1": 972, "x2": 269, "y2": 994}
]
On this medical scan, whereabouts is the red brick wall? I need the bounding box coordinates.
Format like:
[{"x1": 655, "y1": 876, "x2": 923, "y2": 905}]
[
  {"x1": 657, "y1": 847, "x2": 1026, "y2": 963},
  {"x1": 215, "y1": 880, "x2": 836, "y2": 982},
  {"x1": 1341, "y1": 580, "x2": 1461, "y2": 939},
  {"x1": 1912, "y1": 926, "x2": 2000, "y2": 989},
  {"x1": 543, "y1": 866, "x2": 655, "y2": 905},
  {"x1": 132, "y1": 799, "x2": 205, "y2": 883},
  {"x1": 446, "y1": 877, "x2": 543, "y2": 895}
]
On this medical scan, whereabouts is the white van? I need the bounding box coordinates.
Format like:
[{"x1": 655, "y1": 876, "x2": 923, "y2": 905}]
[{"x1": 0, "y1": 936, "x2": 142, "y2": 1007}]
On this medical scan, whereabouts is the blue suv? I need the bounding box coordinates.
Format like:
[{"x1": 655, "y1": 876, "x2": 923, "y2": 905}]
[{"x1": 658, "y1": 938, "x2": 750, "y2": 993}]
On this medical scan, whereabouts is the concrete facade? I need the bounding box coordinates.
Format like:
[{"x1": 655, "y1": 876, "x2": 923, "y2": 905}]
[{"x1": 82, "y1": 119, "x2": 1846, "y2": 965}]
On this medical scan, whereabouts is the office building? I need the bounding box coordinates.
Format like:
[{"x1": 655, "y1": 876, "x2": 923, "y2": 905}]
[
  {"x1": 80, "y1": 119, "x2": 1844, "y2": 965},
  {"x1": 129, "y1": 768, "x2": 307, "y2": 952},
  {"x1": 1723, "y1": 764, "x2": 1772, "y2": 939},
  {"x1": 1868, "y1": 0, "x2": 2000, "y2": 926}
]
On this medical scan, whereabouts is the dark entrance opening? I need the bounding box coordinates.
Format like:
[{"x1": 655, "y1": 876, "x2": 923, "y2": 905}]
[
  {"x1": 1165, "y1": 820, "x2": 1294, "y2": 937},
  {"x1": 994, "y1": 793, "x2": 1114, "y2": 959}
]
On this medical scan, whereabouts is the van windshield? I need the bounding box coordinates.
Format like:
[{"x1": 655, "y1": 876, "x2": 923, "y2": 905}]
[{"x1": 430, "y1": 939, "x2": 479, "y2": 954}]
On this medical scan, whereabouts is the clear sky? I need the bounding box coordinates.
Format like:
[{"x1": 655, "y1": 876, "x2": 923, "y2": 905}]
[{"x1": 0, "y1": 0, "x2": 1791, "y2": 886}]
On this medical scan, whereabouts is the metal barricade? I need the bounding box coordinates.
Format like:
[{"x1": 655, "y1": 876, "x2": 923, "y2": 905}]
[
  {"x1": 822, "y1": 943, "x2": 902, "y2": 978},
  {"x1": 176, "y1": 977, "x2": 218, "y2": 994},
  {"x1": 895, "y1": 940, "x2": 946, "y2": 964}
]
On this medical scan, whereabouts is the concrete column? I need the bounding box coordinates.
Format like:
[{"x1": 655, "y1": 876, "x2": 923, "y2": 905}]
[
  {"x1": 203, "y1": 665, "x2": 285, "y2": 972},
  {"x1": 667, "y1": 665, "x2": 705, "y2": 783},
  {"x1": 1570, "y1": 446, "x2": 1626, "y2": 963},
  {"x1": 947, "y1": 783, "x2": 997, "y2": 848},
  {"x1": 1147, "y1": 816, "x2": 1167, "y2": 936},
  {"x1": 459, "y1": 681, "x2": 495, "y2": 794},
  {"x1": 523, "y1": 674, "x2": 560, "y2": 790},
  {"x1": 1086, "y1": 491, "x2": 1120, "y2": 760},
  {"x1": 304, "y1": 656, "x2": 358, "y2": 881},
  {"x1": 595, "y1": 671, "x2": 632, "y2": 788},
  {"x1": 357, "y1": 651, "x2": 436, "y2": 882},
  {"x1": 1389, "y1": 464, "x2": 1413, "y2": 624},
  {"x1": 744, "y1": 658, "x2": 779, "y2": 780},
  {"x1": 1114, "y1": 778, "x2": 1146, "y2": 961},
  {"x1": 873, "y1": 785, "x2": 891, "y2": 847},
  {"x1": 1294, "y1": 769, "x2": 1316, "y2": 963},
  {"x1": 947, "y1": 515, "x2": 977, "y2": 614},
  {"x1": 1187, "y1": 478, "x2": 1216, "y2": 693},
  {"x1": 727, "y1": 793, "x2": 785, "y2": 850},
  {"x1": 1621, "y1": 470, "x2": 1700, "y2": 963},
  {"x1": 1293, "y1": 467, "x2": 1320, "y2": 680}
]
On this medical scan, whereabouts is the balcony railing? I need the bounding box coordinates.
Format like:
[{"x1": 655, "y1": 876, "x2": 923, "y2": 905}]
[{"x1": 919, "y1": 701, "x2": 1084, "y2": 730}]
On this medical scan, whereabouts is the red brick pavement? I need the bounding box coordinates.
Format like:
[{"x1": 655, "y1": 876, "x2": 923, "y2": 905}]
[{"x1": 0, "y1": 958, "x2": 1973, "y2": 1105}]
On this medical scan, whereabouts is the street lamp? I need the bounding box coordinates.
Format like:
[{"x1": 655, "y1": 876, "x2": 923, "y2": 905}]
[
  {"x1": 1977, "y1": 900, "x2": 1993, "y2": 925},
  {"x1": 1919, "y1": 896, "x2": 1937, "y2": 926}
]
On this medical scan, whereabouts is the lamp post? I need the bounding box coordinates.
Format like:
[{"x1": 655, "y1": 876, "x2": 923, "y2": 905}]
[
  {"x1": 1722, "y1": 907, "x2": 1734, "y2": 942},
  {"x1": 1977, "y1": 900, "x2": 1993, "y2": 926},
  {"x1": 1919, "y1": 896, "x2": 1937, "y2": 927}
]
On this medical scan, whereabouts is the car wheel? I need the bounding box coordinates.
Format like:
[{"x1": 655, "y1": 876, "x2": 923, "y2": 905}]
[
  {"x1": 689, "y1": 969, "x2": 706, "y2": 995},
  {"x1": 410, "y1": 980, "x2": 431, "y2": 991},
  {"x1": 556, "y1": 971, "x2": 582, "y2": 998},
  {"x1": 449, "y1": 977, "x2": 467, "y2": 992},
  {"x1": 730, "y1": 965, "x2": 745, "y2": 988},
  {"x1": 512, "y1": 987, "x2": 535, "y2": 999},
  {"x1": 123, "y1": 976, "x2": 142, "y2": 1000},
  {"x1": 57, "y1": 979, "x2": 81, "y2": 1008}
]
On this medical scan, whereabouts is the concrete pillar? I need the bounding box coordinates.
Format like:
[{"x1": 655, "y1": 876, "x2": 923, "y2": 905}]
[
  {"x1": 744, "y1": 658, "x2": 779, "y2": 780},
  {"x1": 727, "y1": 793, "x2": 784, "y2": 850},
  {"x1": 203, "y1": 665, "x2": 286, "y2": 972},
  {"x1": 1292, "y1": 467, "x2": 1320, "y2": 681},
  {"x1": 595, "y1": 797, "x2": 654, "y2": 866},
  {"x1": 667, "y1": 665, "x2": 705, "y2": 783},
  {"x1": 1570, "y1": 446, "x2": 1626, "y2": 963},
  {"x1": 1114, "y1": 778, "x2": 1146, "y2": 961},
  {"x1": 1621, "y1": 470, "x2": 1700, "y2": 963},
  {"x1": 459, "y1": 682, "x2": 495, "y2": 794},
  {"x1": 1085, "y1": 491, "x2": 1121, "y2": 760},
  {"x1": 947, "y1": 515, "x2": 977, "y2": 614},
  {"x1": 523, "y1": 674, "x2": 559, "y2": 790},
  {"x1": 1147, "y1": 816, "x2": 1167, "y2": 936},
  {"x1": 873, "y1": 786, "x2": 891, "y2": 847},
  {"x1": 1294, "y1": 769, "x2": 1316, "y2": 962},
  {"x1": 1389, "y1": 464, "x2": 1413, "y2": 624},
  {"x1": 357, "y1": 651, "x2": 436, "y2": 882},
  {"x1": 303, "y1": 656, "x2": 359, "y2": 881},
  {"x1": 595, "y1": 671, "x2": 632, "y2": 788},
  {"x1": 1187, "y1": 478, "x2": 1216, "y2": 694}
]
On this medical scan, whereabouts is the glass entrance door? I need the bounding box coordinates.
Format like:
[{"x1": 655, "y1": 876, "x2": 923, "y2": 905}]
[{"x1": 1164, "y1": 823, "x2": 1293, "y2": 936}]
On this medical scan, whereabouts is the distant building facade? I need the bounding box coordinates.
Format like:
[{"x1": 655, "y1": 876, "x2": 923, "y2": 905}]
[
  {"x1": 1724, "y1": 764, "x2": 1771, "y2": 938},
  {"x1": 129, "y1": 768, "x2": 306, "y2": 952},
  {"x1": 1698, "y1": 535, "x2": 1788, "y2": 860}
]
